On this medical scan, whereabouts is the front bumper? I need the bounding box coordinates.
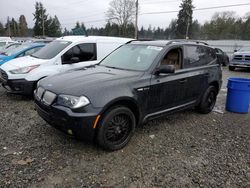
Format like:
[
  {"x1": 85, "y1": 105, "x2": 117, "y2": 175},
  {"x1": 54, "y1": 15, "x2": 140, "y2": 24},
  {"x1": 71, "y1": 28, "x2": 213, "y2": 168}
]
[
  {"x1": 230, "y1": 61, "x2": 250, "y2": 68},
  {"x1": 35, "y1": 100, "x2": 100, "y2": 142},
  {"x1": 0, "y1": 78, "x2": 35, "y2": 95}
]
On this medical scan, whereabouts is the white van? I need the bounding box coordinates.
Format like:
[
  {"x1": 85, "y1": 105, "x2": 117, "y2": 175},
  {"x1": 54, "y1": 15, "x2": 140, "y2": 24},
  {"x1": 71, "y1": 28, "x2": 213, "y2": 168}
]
[{"x1": 0, "y1": 36, "x2": 133, "y2": 95}]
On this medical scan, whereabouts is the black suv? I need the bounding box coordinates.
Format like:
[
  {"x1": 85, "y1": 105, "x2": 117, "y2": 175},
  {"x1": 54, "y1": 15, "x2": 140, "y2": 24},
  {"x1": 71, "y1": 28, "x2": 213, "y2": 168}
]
[{"x1": 34, "y1": 40, "x2": 222, "y2": 151}]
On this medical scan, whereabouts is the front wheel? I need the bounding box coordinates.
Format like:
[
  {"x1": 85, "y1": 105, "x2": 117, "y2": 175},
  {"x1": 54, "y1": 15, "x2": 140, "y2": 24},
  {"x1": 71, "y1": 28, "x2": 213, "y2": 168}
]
[
  {"x1": 197, "y1": 86, "x2": 217, "y2": 114},
  {"x1": 96, "y1": 106, "x2": 136, "y2": 151}
]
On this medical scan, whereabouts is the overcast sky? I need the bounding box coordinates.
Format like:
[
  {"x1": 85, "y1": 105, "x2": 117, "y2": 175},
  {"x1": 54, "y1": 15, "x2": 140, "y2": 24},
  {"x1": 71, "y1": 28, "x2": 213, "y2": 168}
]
[{"x1": 0, "y1": 0, "x2": 250, "y2": 30}]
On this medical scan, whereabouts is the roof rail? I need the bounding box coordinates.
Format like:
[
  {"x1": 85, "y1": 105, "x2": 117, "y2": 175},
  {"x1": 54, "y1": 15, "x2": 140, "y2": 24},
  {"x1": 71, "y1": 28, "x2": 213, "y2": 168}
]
[{"x1": 166, "y1": 40, "x2": 208, "y2": 46}]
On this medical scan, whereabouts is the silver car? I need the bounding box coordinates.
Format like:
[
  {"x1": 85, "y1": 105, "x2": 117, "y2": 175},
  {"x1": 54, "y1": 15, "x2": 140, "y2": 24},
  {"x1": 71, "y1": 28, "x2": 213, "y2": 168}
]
[{"x1": 229, "y1": 46, "x2": 250, "y2": 71}]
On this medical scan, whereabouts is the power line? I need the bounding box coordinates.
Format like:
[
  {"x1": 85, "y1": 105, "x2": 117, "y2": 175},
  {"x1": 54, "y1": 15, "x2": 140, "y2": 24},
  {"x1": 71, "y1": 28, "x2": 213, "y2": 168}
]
[
  {"x1": 63, "y1": 18, "x2": 107, "y2": 26},
  {"x1": 63, "y1": 12, "x2": 106, "y2": 22},
  {"x1": 140, "y1": 3, "x2": 250, "y2": 15},
  {"x1": 141, "y1": 0, "x2": 181, "y2": 5}
]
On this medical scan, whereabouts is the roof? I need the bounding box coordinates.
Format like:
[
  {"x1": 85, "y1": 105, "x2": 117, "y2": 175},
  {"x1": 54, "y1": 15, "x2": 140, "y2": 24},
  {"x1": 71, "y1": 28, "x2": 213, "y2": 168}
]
[
  {"x1": 130, "y1": 40, "x2": 209, "y2": 47},
  {"x1": 56, "y1": 35, "x2": 133, "y2": 43}
]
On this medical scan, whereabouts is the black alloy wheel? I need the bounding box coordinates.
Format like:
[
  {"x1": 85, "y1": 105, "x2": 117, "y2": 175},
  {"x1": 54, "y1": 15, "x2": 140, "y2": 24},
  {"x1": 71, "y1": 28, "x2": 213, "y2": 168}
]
[
  {"x1": 97, "y1": 106, "x2": 136, "y2": 151},
  {"x1": 198, "y1": 86, "x2": 217, "y2": 114}
]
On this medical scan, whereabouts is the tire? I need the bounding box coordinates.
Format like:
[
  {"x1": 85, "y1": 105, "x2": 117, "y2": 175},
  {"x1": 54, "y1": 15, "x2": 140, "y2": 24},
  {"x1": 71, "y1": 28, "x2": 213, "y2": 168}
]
[
  {"x1": 229, "y1": 66, "x2": 235, "y2": 71},
  {"x1": 96, "y1": 106, "x2": 136, "y2": 151},
  {"x1": 197, "y1": 86, "x2": 217, "y2": 114},
  {"x1": 223, "y1": 58, "x2": 229, "y2": 66}
]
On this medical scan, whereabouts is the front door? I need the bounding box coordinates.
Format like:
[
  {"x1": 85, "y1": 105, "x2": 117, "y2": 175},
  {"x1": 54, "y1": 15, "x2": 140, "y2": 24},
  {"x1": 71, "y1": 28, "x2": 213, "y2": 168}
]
[{"x1": 147, "y1": 46, "x2": 188, "y2": 114}]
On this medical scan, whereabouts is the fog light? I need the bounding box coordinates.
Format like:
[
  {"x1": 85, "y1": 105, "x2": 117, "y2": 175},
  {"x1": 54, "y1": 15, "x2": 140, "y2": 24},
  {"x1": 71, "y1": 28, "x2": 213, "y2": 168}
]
[{"x1": 67, "y1": 129, "x2": 73, "y2": 135}]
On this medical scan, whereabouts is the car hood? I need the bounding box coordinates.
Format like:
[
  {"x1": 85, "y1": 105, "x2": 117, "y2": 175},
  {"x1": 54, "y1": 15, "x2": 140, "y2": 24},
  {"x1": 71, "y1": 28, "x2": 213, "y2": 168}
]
[
  {"x1": 40, "y1": 65, "x2": 142, "y2": 96},
  {"x1": 0, "y1": 56, "x2": 49, "y2": 71},
  {"x1": 234, "y1": 51, "x2": 250, "y2": 55}
]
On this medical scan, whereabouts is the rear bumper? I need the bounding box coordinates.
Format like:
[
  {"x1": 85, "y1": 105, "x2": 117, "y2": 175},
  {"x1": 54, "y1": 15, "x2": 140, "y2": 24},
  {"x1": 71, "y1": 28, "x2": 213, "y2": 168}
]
[
  {"x1": 1, "y1": 78, "x2": 35, "y2": 95},
  {"x1": 35, "y1": 100, "x2": 99, "y2": 142}
]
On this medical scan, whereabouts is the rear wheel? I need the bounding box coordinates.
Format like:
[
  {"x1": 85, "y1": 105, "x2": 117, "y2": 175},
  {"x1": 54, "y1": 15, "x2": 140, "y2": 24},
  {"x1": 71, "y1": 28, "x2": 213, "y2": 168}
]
[
  {"x1": 197, "y1": 86, "x2": 217, "y2": 114},
  {"x1": 96, "y1": 106, "x2": 136, "y2": 151},
  {"x1": 229, "y1": 66, "x2": 235, "y2": 71}
]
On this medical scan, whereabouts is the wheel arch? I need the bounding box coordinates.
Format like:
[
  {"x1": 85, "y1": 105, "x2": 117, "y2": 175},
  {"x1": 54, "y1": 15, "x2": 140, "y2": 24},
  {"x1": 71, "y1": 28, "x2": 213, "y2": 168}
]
[
  {"x1": 209, "y1": 81, "x2": 220, "y2": 94},
  {"x1": 99, "y1": 97, "x2": 141, "y2": 126}
]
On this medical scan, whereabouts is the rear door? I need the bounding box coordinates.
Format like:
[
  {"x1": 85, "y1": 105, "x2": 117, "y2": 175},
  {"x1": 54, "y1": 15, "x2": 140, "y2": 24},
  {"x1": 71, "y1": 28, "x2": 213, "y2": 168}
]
[{"x1": 182, "y1": 45, "x2": 217, "y2": 102}]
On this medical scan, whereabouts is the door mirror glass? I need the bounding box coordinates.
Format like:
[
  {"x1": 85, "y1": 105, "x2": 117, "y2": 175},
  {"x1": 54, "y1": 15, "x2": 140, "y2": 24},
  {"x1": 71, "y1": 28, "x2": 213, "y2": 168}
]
[{"x1": 155, "y1": 65, "x2": 175, "y2": 75}]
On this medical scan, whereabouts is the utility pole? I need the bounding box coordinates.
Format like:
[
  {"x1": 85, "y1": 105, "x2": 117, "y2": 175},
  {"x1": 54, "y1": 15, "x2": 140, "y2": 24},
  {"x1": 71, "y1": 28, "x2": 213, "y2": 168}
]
[
  {"x1": 185, "y1": 16, "x2": 190, "y2": 39},
  {"x1": 185, "y1": 10, "x2": 191, "y2": 40},
  {"x1": 7, "y1": 17, "x2": 11, "y2": 37},
  {"x1": 134, "y1": 0, "x2": 139, "y2": 39}
]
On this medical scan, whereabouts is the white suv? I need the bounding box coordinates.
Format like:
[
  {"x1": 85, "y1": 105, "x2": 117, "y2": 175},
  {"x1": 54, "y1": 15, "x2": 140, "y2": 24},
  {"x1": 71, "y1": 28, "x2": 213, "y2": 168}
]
[{"x1": 0, "y1": 36, "x2": 133, "y2": 95}]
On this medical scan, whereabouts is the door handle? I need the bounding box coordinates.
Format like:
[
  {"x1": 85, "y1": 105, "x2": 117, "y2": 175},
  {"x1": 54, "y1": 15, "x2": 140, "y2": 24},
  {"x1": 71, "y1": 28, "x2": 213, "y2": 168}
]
[{"x1": 179, "y1": 78, "x2": 187, "y2": 83}]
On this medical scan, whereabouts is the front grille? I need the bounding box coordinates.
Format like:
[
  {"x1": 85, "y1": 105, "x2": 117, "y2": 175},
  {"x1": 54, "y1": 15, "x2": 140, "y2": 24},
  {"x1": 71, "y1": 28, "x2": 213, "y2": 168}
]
[
  {"x1": 35, "y1": 87, "x2": 57, "y2": 106},
  {"x1": 0, "y1": 69, "x2": 8, "y2": 81},
  {"x1": 245, "y1": 56, "x2": 250, "y2": 61},
  {"x1": 42, "y1": 91, "x2": 57, "y2": 105},
  {"x1": 234, "y1": 55, "x2": 243, "y2": 60}
]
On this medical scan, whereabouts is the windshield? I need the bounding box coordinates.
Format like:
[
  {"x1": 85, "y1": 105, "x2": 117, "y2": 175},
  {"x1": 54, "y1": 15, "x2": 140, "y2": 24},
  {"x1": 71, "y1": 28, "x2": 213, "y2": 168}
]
[
  {"x1": 100, "y1": 44, "x2": 163, "y2": 71},
  {"x1": 1, "y1": 43, "x2": 21, "y2": 54},
  {"x1": 239, "y1": 46, "x2": 250, "y2": 52},
  {"x1": 0, "y1": 42, "x2": 6, "y2": 47},
  {"x1": 5, "y1": 44, "x2": 31, "y2": 56},
  {"x1": 31, "y1": 40, "x2": 71, "y2": 59}
]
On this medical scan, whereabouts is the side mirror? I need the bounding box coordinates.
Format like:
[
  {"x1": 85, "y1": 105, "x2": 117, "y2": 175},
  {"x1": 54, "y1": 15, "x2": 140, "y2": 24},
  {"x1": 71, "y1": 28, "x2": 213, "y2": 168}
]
[
  {"x1": 70, "y1": 57, "x2": 80, "y2": 63},
  {"x1": 234, "y1": 49, "x2": 238, "y2": 52},
  {"x1": 155, "y1": 65, "x2": 175, "y2": 75}
]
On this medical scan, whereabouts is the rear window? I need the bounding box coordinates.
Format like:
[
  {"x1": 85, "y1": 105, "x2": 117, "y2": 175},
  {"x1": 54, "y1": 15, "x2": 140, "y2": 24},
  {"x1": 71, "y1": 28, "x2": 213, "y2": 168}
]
[
  {"x1": 184, "y1": 45, "x2": 216, "y2": 68},
  {"x1": 32, "y1": 40, "x2": 71, "y2": 59}
]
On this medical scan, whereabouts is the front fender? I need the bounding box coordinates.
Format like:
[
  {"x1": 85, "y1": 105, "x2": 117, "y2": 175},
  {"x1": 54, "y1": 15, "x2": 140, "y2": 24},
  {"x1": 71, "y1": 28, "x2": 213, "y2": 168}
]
[{"x1": 25, "y1": 67, "x2": 60, "y2": 82}]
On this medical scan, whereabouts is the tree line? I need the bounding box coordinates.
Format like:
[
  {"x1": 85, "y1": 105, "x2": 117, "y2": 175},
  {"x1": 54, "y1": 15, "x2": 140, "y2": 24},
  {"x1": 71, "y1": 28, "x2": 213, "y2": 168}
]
[{"x1": 1, "y1": 0, "x2": 250, "y2": 40}]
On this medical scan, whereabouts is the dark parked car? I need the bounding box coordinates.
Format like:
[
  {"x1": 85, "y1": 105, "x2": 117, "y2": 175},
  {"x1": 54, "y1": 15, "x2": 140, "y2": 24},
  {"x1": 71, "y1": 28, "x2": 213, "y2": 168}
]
[
  {"x1": 215, "y1": 48, "x2": 229, "y2": 66},
  {"x1": 229, "y1": 46, "x2": 250, "y2": 71},
  {"x1": 34, "y1": 40, "x2": 222, "y2": 151}
]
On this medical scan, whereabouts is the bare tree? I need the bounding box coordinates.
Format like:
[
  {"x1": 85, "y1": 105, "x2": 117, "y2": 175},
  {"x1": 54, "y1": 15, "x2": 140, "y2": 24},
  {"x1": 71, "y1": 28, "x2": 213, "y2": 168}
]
[{"x1": 106, "y1": 0, "x2": 136, "y2": 36}]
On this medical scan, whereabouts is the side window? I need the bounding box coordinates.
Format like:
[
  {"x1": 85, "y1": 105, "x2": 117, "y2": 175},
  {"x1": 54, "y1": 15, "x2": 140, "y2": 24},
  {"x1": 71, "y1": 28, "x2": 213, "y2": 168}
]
[
  {"x1": 161, "y1": 48, "x2": 182, "y2": 70},
  {"x1": 61, "y1": 43, "x2": 96, "y2": 64},
  {"x1": 215, "y1": 48, "x2": 223, "y2": 55},
  {"x1": 78, "y1": 43, "x2": 96, "y2": 61},
  {"x1": 184, "y1": 45, "x2": 207, "y2": 68},
  {"x1": 203, "y1": 47, "x2": 216, "y2": 64},
  {"x1": 62, "y1": 48, "x2": 73, "y2": 64}
]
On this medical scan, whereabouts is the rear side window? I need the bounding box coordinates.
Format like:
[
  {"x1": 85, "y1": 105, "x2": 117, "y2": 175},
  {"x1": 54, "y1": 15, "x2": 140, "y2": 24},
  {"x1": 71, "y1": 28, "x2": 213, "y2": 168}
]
[
  {"x1": 61, "y1": 43, "x2": 96, "y2": 64},
  {"x1": 184, "y1": 45, "x2": 216, "y2": 68}
]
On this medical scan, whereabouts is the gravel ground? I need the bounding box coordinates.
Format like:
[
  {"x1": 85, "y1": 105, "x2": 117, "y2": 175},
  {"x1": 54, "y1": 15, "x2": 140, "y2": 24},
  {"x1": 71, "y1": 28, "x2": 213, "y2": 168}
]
[{"x1": 0, "y1": 68, "x2": 250, "y2": 188}]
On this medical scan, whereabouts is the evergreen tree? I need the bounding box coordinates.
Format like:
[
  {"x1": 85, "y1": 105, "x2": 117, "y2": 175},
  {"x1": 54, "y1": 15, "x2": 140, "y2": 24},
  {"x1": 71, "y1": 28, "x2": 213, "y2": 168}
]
[
  {"x1": 176, "y1": 0, "x2": 194, "y2": 39},
  {"x1": 0, "y1": 22, "x2": 5, "y2": 36},
  {"x1": 46, "y1": 16, "x2": 61, "y2": 37},
  {"x1": 33, "y1": 2, "x2": 48, "y2": 36},
  {"x1": 5, "y1": 17, "x2": 11, "y2": 36},
  {"x1": 241, "y1": 13, "x2": 250, "y2": 40},
  {"x1": 10, "y1": 18, "x2": 19, "y2": 37},
  {"x1": 19, "y1": 15, "x2": 28, "y2": 37}
]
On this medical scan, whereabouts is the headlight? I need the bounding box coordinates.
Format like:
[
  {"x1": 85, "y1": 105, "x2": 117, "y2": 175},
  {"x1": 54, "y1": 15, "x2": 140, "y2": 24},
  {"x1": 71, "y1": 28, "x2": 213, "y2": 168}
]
[
  {"x1": 10, "y1": 65, "x2": 40, "y2": 74},
  {"x1": 57, "y1": 95, "x2": 90, "y2": 109}
]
